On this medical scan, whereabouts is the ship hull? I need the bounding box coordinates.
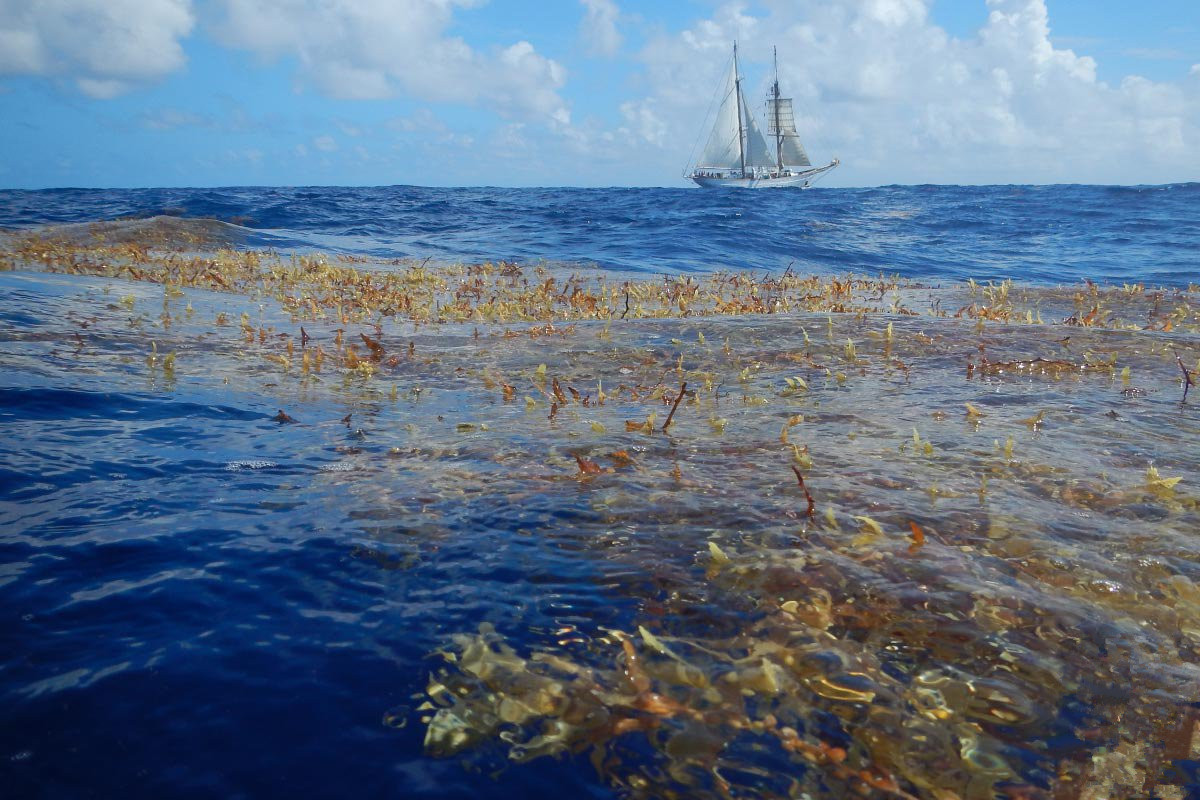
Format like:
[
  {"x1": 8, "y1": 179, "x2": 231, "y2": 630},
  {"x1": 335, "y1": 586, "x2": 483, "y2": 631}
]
[
  {"x1": 691, "y1": 174, "x2": 810, "y2": 189},
  {"x1": 689, "y1": 161, "x2": 838, "y2": 190}
]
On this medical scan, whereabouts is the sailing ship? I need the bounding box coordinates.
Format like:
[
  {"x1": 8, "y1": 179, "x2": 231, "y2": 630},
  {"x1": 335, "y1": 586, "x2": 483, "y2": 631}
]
[{"x1": 688, "y1": 44, "x2": 838, "y2": 189}]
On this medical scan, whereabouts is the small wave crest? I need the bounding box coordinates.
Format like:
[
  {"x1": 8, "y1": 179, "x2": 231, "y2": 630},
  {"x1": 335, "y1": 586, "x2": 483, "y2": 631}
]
[
  {"x1": 0, "y1": 388, "x2": 261, "y2": 423},
  {"x1": 224, "y1": 460, "x2": 279, "y2": 471}
]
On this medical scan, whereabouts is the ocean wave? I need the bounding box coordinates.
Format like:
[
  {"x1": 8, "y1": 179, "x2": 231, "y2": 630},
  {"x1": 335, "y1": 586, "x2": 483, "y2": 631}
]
[{"x1": 2, "y1": 183, "x2": 1197, "y2": 286}]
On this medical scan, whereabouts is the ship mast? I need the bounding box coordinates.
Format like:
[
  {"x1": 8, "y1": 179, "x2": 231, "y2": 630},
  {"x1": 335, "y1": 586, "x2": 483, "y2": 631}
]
[
  {"x1": 733, "y1": 43, "x2": 746, "y2": 178},
  {"x1": 772, "y1": 46, "x2": 783, "y2": 172}
]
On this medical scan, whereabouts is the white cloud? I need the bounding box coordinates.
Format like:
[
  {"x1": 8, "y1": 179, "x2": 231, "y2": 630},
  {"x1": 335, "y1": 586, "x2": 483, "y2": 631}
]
[
  {"x1": 1123, "y1": 47, "x2": 1187, "y2": 61},
  {"x1": 493, "y1": 122, "x2": 529, "y2": 155},
  {"x1": 313, "y1": 135, "x2": 338, "y2": 152},
  {"x1": 619, "y1": 100, "x2": 666, "y2": 146},
  {"x1": 614, "y1": 0, "x2": 1199, "y2": 184},
  {"x1": 220, "y1": 148, "x2": 263, "y2": 166},
  {"x1": 580, "y1": 0, "x2": 621, "y2": 57},
  {"x1": 209, "y1": 0, "x2": 570, "y2": 125},
  {"x1": 141, "y1": 108, "x2": 211, "y2": 130},
  {"x1": 387, "y1": 108, "x2": 475, "y2": 147},
  {"x1": 0, "y1": 0, "x2": 194, "y2": 97},
  {"x1": 137, "y1": 103, "x2": 283, "y2": 134}
]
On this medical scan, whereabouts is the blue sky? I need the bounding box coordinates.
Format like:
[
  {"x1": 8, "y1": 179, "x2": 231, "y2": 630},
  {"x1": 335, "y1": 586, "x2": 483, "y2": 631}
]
[{"x1": 1, "y1": 0, "x2": 1197, "y2": 188}]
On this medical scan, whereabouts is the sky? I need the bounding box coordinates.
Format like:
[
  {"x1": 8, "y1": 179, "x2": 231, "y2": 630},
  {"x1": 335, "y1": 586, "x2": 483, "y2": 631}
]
[{"x1": 0, "y1": 0, "x2": 1197, "y2": 188}]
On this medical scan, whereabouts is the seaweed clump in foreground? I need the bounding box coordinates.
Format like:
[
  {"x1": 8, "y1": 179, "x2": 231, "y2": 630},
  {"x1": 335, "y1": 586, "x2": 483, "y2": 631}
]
[{"x1": 3, "y1": 221, "x2": 1200, "y2": 800}]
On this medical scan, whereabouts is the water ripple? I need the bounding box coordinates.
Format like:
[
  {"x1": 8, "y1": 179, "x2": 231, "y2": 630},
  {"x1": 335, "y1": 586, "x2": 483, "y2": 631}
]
[{"x1": 2, "y1": 183, "x2": 1197, "y2": 285}]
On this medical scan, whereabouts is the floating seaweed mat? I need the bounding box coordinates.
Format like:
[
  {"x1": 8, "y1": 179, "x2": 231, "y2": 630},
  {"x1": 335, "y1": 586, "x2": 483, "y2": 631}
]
[
  {"x1": 3, "y1": 232, "x2": 1200, "y2": 800},
  {"x1": 4, "y1": 223, "x2": 1199, "y2": 334}
]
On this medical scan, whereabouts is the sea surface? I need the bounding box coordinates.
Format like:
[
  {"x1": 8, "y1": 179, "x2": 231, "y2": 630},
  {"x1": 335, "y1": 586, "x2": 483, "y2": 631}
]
[
  {"x1": 1, "y1": 184, "x2": 1199, "y2": 800},
  {"x1": 1, "y1": 183, "x2": 1198, "y2": 286}
]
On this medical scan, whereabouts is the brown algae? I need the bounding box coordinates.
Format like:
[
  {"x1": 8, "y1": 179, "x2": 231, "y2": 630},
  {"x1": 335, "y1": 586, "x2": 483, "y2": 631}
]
[{"x1": 3, "y1": 220, "x2": 1200, "y2": 799}]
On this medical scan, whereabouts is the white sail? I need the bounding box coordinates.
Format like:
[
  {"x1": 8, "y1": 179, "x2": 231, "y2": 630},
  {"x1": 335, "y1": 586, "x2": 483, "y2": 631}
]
[
  {"x1": 781, "y1": 136, "x2": 811, "y2": 167},
  {"x1": 765, "y1": 97, "x2": 811, "y2": 167},
  {"x1": 697, "y1": 60, "x2": 743, "y2": 171},
  {"x1": 741, "y1": 92, "x2": 775, "y2": 169},
  {"x1": 688, "y1": 44, "x2": 837, "y2": 188}
]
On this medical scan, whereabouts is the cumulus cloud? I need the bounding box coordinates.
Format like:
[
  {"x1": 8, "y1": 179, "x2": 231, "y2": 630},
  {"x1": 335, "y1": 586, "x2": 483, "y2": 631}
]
[
  {"x1": 209, "y1": 0, "x2": 570, "y2": 125},
  {"x1": 579, "y1": 0, "x2": 622, "y2": 57},
  {"x1": 0, "y1": 0, "x2": 194, "y2": 97},
  {"x1": 621, "y1": 0, "x2": 1199, "y2": 184}
]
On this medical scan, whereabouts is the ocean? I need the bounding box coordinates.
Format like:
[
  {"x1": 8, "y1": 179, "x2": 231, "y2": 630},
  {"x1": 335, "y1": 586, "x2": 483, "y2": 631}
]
[
  {"x1": 1, "y1": 183, "x2": 1198, "y2": 286},
  {"x1": 1, "y1": 183, "x2": 1199, "y2": 800}
]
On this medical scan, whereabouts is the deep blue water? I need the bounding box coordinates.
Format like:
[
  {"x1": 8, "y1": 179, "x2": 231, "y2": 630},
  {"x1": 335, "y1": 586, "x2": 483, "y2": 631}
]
[
  {"x1": 1, "y1": 183, "x2": 1198, "y2": 286},
  {"x1": 0, "y1": 271, "x2": 628, "y2": 800}
]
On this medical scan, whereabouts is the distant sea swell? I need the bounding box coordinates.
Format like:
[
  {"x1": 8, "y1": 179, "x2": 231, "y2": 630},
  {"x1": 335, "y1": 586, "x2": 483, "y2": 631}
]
[{"x1": 0, "y1": 183, "x2": 1197, "y2": 286}]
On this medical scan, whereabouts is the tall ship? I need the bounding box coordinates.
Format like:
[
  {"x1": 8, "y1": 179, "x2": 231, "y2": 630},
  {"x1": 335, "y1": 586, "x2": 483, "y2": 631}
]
[{"x1": 688, "y1": 44, "x2": 839, "y2": 189}]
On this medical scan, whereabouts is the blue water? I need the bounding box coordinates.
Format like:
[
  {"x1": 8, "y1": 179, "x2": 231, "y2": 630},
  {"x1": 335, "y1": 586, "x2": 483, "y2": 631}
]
[
  {"x1": 0, "y1": 270, "x2": 624, "y2": 799},
  {"x1": 2, "y1": 186, "x2": 1199, "y2": 799},
  {"x1": 1, "y1": 183, "x2": 1197, "y2": 286}
]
